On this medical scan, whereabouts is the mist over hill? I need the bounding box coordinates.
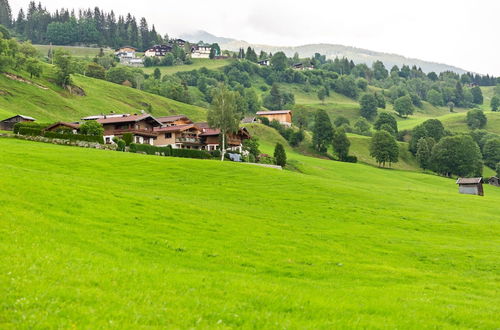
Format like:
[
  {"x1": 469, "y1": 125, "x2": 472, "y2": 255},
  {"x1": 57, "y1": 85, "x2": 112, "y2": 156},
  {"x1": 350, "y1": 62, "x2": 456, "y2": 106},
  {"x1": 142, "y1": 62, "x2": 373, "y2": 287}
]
[{"x1": 180, "y1": 30, "x2": 469, "y2": 74}]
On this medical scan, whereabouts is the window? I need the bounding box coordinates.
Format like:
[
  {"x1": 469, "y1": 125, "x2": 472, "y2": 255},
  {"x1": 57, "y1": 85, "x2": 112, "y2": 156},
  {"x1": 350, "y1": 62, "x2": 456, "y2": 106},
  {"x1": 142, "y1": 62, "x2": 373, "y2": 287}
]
[{"x1": 164, "y1": 133, "x2": 172, "y2": 139}]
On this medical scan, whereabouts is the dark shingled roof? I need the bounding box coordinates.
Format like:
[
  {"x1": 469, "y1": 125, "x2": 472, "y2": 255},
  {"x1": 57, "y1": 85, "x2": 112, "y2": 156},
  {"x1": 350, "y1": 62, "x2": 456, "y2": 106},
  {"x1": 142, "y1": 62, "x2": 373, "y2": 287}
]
[{"x1": 456, "y1": 178, "x2": 483, "y2": 184}]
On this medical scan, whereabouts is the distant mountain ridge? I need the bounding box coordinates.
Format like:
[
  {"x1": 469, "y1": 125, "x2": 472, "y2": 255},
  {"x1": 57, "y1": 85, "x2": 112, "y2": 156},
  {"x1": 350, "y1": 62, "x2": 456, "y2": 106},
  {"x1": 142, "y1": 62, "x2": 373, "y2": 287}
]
[{"x1": 180, "y1": 30, "x2": 469, "y2": 74}]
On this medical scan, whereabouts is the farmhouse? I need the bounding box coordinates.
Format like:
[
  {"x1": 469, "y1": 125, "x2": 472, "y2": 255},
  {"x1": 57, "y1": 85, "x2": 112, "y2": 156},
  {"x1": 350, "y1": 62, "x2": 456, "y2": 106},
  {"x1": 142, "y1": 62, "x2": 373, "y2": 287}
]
[
  {"x1": 96, "y1": 113, "x2": 163, "y2": 145},
  {"x1": 169, "y1": 39, "x2": 186, "y2": 47},
  {"x1": 154, "y1": 124, "x2": 202, "y2": 149},
  {"x1": 256, "y1": 110, "x2": 293, "y2": 127},
  {"x1": 191, "y1": 43, "x2": 212, "y2": 59},
  {"x1": 196, "y1": 122, "x2": 251, "y2": 152},
  {"x1": 144, "y1": 45, "x2": 173, "y2": 57},
  {"x1": 81, "y1": 113, "x2": 130, "y2": 121},
  {"x1": 0, "y1": 114, "x2": 36, "y2": 131},
  {"x1": 258, "y1": 59, "x2": 270, "y2": 66},
  {"x1": 489, "y1": 176, "x2": 500, "y2": 187},
  {"x1": 44, "y1": 122, "x2": 80, "y2": 134},
  {"x1": 115, "y1": 46, "x2": 137, "y2": 58},
  {"x1": 456, "y1": 178, "x2": 484, "y2": 196}
]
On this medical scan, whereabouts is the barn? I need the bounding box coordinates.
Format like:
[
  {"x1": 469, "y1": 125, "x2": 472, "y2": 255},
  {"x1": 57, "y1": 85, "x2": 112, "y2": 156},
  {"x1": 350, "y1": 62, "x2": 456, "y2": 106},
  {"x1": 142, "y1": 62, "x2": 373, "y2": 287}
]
[
  {"x1": 488, "y1": 176, "x2": 500, "y2": 187},
  {"x1": 456, "y1": 178, "x2": 484, "y2": 196},
  {"x1": 0, "y1": 115, "x2": 36, "y2": 131}
]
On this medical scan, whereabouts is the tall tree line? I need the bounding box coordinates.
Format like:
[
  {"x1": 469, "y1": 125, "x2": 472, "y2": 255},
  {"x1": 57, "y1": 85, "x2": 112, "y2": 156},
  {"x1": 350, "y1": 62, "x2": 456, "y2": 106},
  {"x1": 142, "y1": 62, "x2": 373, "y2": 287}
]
[{"x1": 1, "y1": 0, "x2": 163, "y2": 50}]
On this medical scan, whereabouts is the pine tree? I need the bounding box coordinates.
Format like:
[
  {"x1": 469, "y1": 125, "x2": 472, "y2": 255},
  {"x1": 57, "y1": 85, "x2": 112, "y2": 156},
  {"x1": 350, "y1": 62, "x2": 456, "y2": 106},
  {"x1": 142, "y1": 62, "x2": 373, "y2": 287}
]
[
  {"x1": 274, "y1": 143, "x2": 287, "y2": 167},
  {"x1": 15, "y1": 8, "x2": 25, "y2": 34},
  {"x1": 0, "y1": 0, "x2": 12, "y2": 27},
  {"x1": 312, "y1": 109, "x2": 334, "y2": 153},
  {"x1": 139, "y1": 17, "x2": 150, "y2": 50}
]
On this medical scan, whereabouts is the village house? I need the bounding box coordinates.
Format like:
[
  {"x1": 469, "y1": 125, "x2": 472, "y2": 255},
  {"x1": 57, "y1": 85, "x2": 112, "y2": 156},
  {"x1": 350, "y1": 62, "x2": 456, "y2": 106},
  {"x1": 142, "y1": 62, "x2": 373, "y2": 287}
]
[
  {"x1": 81, "y1": 113, "x2": 130, "y2": 121},
  {"x1": 195, "y1": 122, "x2": 251, "y2": 152},
  {"x1": 292, "y1": 62, "x2": 314, "y2": 71},
  {"x1": 95, "y1": 113, "x2": 163, "y2": 145},
  {"x1": 258, "y1": 59, "x2": 270, "y2": 66},
  {"x1": 256, "y1": 110, "x2": 293, "y2": 127},
  {"x1": 190, "y1": 43, "x2": 212, "y2": 59},
  {"x1": 154, "y1": 124, "x2": 202, "y2": 149},
  {"x1": 115, "y1": 46, "x2": 137, "y2": 58},
  {"x1": 456, "y1": 178, "x2": 484, "y2": 196},
  {"x1": 44, "y1": 122, "x2": 81, "y2": 134},
  {"x1": 0, "y1": 114, "x2": 36, "y2": 131},
  {"x1": 144, "y1": 45, "x2": 173, "y2": 57},
  {"x1": 169, "y1": 39, "x2": 187, "y2": 47},
  {"x1": 489, "y1": 176, "x2": 500, "y2": 187}
]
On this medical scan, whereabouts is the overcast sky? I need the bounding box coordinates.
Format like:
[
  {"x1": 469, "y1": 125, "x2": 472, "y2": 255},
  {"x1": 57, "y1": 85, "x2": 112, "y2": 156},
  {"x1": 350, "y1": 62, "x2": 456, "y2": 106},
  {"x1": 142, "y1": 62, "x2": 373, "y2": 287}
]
[{"x1": 10, "y1": 0, "x2": 500, "y2": 75}]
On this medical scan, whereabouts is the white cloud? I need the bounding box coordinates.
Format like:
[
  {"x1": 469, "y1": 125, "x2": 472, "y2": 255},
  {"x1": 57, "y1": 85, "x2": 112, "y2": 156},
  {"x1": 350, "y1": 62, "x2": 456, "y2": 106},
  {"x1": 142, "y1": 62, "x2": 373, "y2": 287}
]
[{"x1": 10, "y1": 0, "x2": 500, "y2": 74}]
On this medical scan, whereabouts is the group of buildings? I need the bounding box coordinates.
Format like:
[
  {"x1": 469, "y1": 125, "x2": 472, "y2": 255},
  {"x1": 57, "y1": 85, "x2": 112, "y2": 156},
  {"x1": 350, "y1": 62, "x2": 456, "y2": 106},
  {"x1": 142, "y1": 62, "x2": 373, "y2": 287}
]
[
  {"x1": 115, "y1": 39, "x2": 217, "y2": 66},
  {"x1": 0, "y1": 110, "x2": 293, "y2": 153}
]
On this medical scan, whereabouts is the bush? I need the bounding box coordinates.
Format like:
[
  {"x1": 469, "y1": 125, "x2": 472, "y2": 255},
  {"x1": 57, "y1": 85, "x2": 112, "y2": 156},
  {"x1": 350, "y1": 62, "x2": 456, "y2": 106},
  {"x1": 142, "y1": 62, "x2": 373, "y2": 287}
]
[
  {"x1": 43, "y1": 131, "x2": 104, "y2": 143},
  {"x1": 13, "y1": 122, "x2": 50, "y2": 134},
  {"x1": 274, "y1": 143, "x2": 287, "y2": 167},
  {"x1": 122, "y1": 133, "x2": 134, "y2": 146},
  {"x1": 18, "y1": 127, "x2": 43, "y2": 136},
  {"x1": 171, "y1": 148, "x2": 211, "y2": 159},
  {"x1": 129, "y1": 143, "x2": 172, "y2": 156},
  {"x1": 466, "y1": 109, "x2": 487, "y2": 129},
  {"x1": 345, "y1": 155, "x2": 358, "y2": 163},
  {"x1": 116, "y1": 139, "x2": 126, "y2": 151}
]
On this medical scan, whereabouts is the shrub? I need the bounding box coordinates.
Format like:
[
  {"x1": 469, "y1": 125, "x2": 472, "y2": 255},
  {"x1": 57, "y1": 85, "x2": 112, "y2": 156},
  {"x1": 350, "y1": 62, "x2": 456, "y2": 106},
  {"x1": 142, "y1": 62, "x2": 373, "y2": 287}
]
[
  {"x1": 466, "y1": 109, "x2": 487, "y2": 129},
  {"x1": 259, "y1": 117, "x2": 270, "y2": 126},
  {"x1": 345, "y1": 155, "x2": 358, "y2": 163},
  {"x1": 116, "y1": 139, "x2": 126, "y2": 151},
  {"x1": 13, "y1": 122, "x2": 50, "y2": 134},
  {"x1": 80, "y1": 120, "x2": 104, "y2": 136},
  {"x1": 129, "y1": 143, "x2": 172, "y2": 156},
  {"x1": 171, "y1": 148, "x2": 211, "y2": 159},
  {"x1": 274, "y1": 143, "x2": 287, "y2": 167},
  {"x1": 18, "y1": 127, "x2": 43, "y2": 136},
  {"x1": 122, "y1": 133, "x2": 134, "y2": 146},
  {"x1": 43, "y1": 131, "x2": 104, "y2": 143}
]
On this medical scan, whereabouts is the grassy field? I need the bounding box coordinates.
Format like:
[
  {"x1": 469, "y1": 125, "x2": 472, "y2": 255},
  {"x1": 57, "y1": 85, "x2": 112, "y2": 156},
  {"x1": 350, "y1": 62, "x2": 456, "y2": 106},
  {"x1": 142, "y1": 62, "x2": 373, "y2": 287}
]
[
  {"x1": 1, "y1": 137, "x2": 499, "y2": 328},
  {"x1": 0, "y1": 66, "x2": 207, "y2": 122},
  {"x1": 141, "y1": 59, "x2": 234, "y2": 76},
  {"x1": 33, "y1": 45, "x2": 113, "y2": 58}
]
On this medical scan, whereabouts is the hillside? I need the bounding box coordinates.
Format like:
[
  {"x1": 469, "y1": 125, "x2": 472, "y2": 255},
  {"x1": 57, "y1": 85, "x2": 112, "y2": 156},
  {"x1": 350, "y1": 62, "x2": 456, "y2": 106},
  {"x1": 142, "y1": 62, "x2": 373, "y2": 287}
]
[
  {"x1": 180, "y1": 30, "x2": 469, "y2": 73},
  {"x1": 1, "y1": 137, "x2": 499, "y2": 327},
  {"x1": 0, "y1": 66, "x2": 207, "y2": 122}
]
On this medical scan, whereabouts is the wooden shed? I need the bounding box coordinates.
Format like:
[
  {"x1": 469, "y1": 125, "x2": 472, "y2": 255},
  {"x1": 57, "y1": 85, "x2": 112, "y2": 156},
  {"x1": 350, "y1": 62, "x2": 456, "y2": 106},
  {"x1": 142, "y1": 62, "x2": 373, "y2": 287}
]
[
  {"x1": 456, "y1": 178, "x2": 484, "y2": 196},
  {"x1": 0, "y1": 115, "x2": 36, "y2": 131},
  {"x1": 488, "y1": 176, "x2": 500, "y2": 187}
]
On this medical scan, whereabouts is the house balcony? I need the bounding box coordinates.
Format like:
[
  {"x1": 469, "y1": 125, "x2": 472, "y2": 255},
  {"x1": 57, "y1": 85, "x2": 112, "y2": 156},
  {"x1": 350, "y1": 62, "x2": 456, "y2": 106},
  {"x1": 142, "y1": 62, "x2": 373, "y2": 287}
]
[
  {"x1": 176, "y1": 136, "x2": 201, "y2": 144},
  {"x1": 112, "y1": 128, "x2": 157, "y2": 138}
]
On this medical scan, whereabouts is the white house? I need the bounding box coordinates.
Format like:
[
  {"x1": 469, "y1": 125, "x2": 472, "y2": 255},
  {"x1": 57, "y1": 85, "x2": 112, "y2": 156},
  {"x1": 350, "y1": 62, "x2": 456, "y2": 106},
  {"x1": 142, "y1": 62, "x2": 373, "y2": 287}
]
[{"x1": 191, "y1": 43, "x2": 212, "y2": 59}]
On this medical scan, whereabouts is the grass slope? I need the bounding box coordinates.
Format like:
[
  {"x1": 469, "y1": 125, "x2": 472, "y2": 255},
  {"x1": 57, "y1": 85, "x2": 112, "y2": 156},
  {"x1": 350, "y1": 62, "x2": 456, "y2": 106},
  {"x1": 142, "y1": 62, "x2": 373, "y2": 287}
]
[
  {"x1": 142, "y1": 59, "x2": 234, "y2": 76},
  {"x1": 0, "y1": 68, "x2": 207, "y2": 122},
  {"x1": 2, "y1": 138, "x2": 498, "y2": 328},
  {"x1": 33, "y1": 45, "x2": 113, "y2": 58}
]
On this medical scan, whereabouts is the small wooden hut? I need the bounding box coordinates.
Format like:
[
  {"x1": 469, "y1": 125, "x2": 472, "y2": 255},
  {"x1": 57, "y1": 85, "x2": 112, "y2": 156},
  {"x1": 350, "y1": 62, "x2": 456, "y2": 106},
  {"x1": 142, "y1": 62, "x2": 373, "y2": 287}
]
[
  {"x1": 456, "y1": 178, "x2": 484, "y2": 196},
  {"x1": 488, "y1": 176, "x2": 500, "y2": 187}
]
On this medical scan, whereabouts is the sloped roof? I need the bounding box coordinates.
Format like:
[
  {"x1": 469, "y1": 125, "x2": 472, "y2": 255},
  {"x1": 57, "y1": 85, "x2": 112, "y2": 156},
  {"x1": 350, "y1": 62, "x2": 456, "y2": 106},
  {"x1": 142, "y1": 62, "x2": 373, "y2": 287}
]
[
  {"x1": 256, "y1": 110, "x2": 292, "y2": 115},
  {"x1": 0, "y1": 114, "x2": 36, "y2": 122},
  {"x1": 456, "y1": 178, "x2": 483, "y2": 185},
  {"x1": 97, "y1": 114, "x2": 162, "y2": 126},
  {"x1": 241, "y1": 116, "x2": 257, "y2": 123},
  {"x1": 156, "y1": 115, "x2": 191, "y2": 123},
  {"x1": 45, "y1": 122, "x2": 80, "y2": 130}
]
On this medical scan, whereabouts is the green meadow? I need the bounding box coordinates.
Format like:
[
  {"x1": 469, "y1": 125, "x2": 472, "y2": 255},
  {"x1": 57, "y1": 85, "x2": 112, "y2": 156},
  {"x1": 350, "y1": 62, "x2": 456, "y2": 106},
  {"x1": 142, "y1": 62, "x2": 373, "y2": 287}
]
[
  {"x1": 142, "y1": 58, "x2": 234, "y2": 76},
  {"x1": 0, "y1": 66, "x2": 207, "y2": 122},
  {"x1": 1, "y1": 137, "x2": 499, "y2": 328}
]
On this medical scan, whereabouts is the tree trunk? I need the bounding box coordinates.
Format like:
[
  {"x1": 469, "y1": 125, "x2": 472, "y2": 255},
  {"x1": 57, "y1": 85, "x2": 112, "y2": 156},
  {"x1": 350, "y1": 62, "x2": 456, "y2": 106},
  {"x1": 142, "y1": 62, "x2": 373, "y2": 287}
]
[{"x1": 221, "y1": 132, "x2": 225, "y2": 161}]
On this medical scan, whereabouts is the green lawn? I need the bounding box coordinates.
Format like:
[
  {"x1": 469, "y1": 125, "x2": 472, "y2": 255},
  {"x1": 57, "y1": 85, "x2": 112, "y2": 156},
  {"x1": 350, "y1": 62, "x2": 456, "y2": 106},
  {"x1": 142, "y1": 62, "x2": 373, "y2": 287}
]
[
  {"x1": 1, "y1": 137, "x2": 499, "y2": 328},
  {"x1": 142, "y1": 59, "x2": 234, "y2": 76}
]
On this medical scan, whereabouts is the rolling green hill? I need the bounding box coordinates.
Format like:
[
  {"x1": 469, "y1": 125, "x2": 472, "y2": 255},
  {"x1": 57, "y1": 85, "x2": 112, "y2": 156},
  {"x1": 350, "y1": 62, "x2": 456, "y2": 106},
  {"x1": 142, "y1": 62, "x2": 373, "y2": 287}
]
[
  {"x1": 0, "y1": 67, "x2": 207, "y2": 122},
  {"x1": 1, "y1": 137, "x2": 499, "y2": 328},
  {"x1": 33, "y1": 45, "x2": 113, "y2": 58}
]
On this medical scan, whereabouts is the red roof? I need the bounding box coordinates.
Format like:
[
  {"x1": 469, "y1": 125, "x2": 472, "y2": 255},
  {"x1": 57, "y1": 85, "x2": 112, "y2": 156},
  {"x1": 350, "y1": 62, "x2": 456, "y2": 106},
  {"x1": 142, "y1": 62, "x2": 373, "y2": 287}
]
[
  {"x1": 156, "y1": 115, "x2": 191, "y2": 123},
  {"x1": 96, "y1": 114, "x2": 161, "y2": 126},
  {"x1": 199, "y1": 128, "x2": 221, "y2": 136}
]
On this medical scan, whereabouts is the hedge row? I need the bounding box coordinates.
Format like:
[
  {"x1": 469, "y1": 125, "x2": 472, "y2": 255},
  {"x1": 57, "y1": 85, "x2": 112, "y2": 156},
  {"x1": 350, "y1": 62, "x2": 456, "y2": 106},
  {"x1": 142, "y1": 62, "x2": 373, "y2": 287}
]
[
  {"x1": 17, "y1": 125, "x2": 103, "y2": 143},
  {"x1": 44, "y1": 131, "x2": 103, "y2": 143},
  {"x1": 129, "y1": 143, "x2": 212, "y2": 159},
  {"x1": 13, "y1": 122, "x2": 51, "y2": 134}
]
